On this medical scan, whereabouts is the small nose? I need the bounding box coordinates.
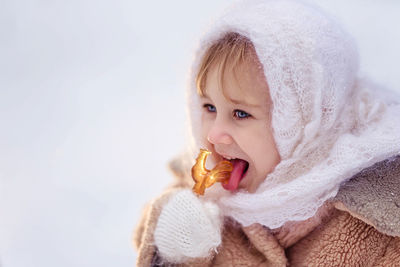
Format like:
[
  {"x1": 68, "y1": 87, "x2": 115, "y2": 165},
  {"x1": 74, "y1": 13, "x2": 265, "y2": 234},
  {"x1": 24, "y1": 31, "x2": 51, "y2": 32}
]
[{"x1": 207, "y1": 120, "x2": 233, "y2": 145}]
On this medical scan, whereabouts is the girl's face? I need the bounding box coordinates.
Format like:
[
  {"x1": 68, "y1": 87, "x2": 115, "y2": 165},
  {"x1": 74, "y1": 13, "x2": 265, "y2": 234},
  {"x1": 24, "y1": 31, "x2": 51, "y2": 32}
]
[{"x1": 200, "y1": 60, "x2": 280, "y2": 193}]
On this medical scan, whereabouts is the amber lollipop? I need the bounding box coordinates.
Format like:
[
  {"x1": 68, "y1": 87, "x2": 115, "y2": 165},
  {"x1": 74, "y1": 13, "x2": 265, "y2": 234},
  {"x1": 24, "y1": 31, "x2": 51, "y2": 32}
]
[{"x1": 191, "y1": 149, "x2": 233, "y2": 195}]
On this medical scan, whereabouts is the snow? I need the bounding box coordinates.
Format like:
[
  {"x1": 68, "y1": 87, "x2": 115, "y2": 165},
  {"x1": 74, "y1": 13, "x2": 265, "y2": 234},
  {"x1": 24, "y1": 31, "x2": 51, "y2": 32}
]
[{"x1": 0, "y1": 0, "x2": 399, "y2": 266}]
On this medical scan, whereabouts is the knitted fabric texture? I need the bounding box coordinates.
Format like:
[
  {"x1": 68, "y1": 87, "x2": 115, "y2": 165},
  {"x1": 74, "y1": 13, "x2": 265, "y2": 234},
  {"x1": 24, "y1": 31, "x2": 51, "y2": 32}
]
[
  {"x1": 186, "y1": 0, "x2": 400, "y2": 228},
  {"x1": 153, "y1": 190, "x2": 223, "y2": 263}
]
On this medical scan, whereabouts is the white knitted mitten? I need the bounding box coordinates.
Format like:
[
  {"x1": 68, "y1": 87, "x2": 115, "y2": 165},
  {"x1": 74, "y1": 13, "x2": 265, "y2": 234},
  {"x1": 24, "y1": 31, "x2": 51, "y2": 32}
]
[{"x1": 153, "y1": 189, "x2": 223, "y2": 263}]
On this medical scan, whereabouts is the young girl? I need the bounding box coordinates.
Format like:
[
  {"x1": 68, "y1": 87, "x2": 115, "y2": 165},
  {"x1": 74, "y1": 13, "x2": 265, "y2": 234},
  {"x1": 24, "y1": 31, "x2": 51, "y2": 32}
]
[{"x1": 134, "y1": 0, "x2": 400, "y2": 266}]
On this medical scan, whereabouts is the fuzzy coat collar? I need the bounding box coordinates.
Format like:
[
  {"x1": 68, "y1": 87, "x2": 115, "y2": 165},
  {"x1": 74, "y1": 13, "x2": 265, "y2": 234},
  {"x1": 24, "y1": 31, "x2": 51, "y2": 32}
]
[{"x1": 333, "y1": 155, "x2": 400, "y2": 237}]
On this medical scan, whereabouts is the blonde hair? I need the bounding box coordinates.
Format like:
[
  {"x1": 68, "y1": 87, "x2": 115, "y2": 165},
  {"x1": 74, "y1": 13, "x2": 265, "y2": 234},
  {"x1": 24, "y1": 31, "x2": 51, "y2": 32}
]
[{"x1": 196, "y1": 32, "x2": 256, "y2": 98}]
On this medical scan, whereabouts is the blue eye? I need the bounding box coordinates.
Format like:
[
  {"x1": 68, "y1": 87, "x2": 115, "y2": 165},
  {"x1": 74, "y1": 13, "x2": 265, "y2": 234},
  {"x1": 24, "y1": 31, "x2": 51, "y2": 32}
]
[
  {"x1": 234, "y1": 109, "x2": 251, "y2": 119},
  {"x1": 203, "y1": 104, "x2": 216, "y2": 113}
]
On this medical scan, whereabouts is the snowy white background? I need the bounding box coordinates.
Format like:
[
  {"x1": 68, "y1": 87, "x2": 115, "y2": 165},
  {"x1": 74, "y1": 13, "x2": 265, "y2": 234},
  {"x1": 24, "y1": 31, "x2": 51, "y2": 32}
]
[{"x1": 1, "y1": 0, "x2": 399, "y2": 266}]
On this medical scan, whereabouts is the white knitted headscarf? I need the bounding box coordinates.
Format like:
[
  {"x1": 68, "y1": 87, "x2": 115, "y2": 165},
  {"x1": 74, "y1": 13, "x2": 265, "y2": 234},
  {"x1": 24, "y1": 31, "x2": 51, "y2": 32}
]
[{"x1": 186, "y1": 0, "x2": 400, "y2": 229}]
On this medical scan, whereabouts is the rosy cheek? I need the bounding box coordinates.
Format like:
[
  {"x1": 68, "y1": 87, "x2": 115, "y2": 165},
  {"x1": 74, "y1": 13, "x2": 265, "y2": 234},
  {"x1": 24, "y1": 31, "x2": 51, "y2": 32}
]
[
  {"x1": 251, "y1": 145, "x2": 267, "y2": 172},
  {"x1": 200, "y1": 119, "x2": 211, "y2": 144}
]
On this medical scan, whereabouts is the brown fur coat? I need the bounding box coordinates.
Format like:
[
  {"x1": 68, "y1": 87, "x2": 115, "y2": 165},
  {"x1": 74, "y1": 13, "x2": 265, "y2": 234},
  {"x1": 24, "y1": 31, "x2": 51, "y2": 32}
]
[{"x1": 133, "y1": 156, "x2": 400, "y2": 266}]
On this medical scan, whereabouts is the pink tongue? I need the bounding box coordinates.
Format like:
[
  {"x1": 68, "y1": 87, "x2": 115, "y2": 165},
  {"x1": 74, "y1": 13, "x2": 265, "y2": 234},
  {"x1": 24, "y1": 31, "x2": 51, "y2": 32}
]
[{"x1": 223, "y1": 159, "x2": 247, "y2": 192}]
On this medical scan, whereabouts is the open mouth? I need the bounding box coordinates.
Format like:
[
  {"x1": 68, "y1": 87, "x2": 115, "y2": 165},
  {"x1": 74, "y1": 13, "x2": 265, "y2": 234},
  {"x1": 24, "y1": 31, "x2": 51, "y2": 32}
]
[{"x1": 222, "y1": 158, "x2": 249, "y2": 192}]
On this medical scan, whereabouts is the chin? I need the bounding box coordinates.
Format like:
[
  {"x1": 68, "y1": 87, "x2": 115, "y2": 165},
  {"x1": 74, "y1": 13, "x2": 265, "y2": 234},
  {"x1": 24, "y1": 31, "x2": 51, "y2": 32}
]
[
  {"x1": 242, "y1": 183, "x2": 257, "y2": 193},
  {"x1": 238, "y1": 173, "x2": 255, "y2": 193},
  {"x1": 240, "y1": 172, "x2": 265, "y2": 193}
]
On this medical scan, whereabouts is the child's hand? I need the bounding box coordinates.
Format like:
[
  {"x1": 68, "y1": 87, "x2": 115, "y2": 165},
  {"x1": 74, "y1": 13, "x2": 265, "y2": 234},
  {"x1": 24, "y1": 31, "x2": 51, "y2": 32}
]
[{"x1": 154, "y1": 189, "x2": 223, "y2": 263}]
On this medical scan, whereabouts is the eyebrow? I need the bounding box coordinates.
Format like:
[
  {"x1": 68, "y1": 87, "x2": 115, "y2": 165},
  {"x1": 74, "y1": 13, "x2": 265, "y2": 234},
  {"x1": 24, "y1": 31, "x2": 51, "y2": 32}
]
[
  {"x1": 229, "y1": 98, "x2": 261, "y2": 108},
  {"x1": 200, "y1": 93, "x2": 261, "y2": 108}
]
